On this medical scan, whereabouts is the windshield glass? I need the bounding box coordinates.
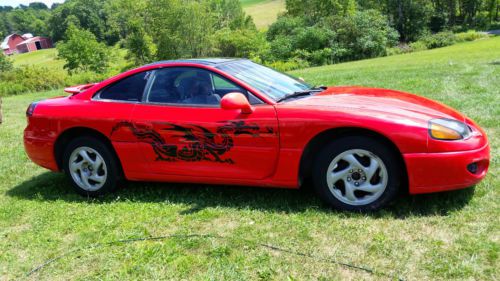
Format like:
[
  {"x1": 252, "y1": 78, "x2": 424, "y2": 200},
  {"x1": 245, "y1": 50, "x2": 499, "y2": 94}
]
[{"x1": 216, "y1": 60, "x2": 311, "y2": 101}]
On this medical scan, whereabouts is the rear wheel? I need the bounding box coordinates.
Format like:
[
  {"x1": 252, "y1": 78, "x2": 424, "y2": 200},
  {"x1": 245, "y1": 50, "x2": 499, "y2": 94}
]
[
  {"x1": 312, "y1": 136, "x2": 402, "y2": 212},
  {"x1": 63, "y1": 136, "x2": 120, "y2": 196}
]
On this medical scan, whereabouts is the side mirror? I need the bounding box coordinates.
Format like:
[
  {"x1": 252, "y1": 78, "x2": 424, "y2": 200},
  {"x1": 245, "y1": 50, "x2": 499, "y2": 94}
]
[{"x1": 220, "y1": 92, "x2": 254, "y2": 114}]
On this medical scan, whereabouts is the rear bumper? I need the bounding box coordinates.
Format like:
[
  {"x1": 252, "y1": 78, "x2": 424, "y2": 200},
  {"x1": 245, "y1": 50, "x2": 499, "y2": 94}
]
[
  {"x1": 404, "y1": 144, "x2": 490, "y2": 194},
  {"x1": 24, "y1": 135, "x2": 58, "y2": 171}
]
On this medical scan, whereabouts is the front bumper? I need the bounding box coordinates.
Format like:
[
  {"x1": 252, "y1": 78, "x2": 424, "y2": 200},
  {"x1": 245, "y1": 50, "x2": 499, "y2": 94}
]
[{"x1": 404, "y1": 144, "x2": 490, "y2": 194}]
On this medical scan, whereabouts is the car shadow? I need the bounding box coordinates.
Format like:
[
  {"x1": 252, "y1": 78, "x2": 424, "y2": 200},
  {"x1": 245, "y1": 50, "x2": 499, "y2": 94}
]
[{"x1": 6, "y1": 172, "x2": 476, "y2": 218}]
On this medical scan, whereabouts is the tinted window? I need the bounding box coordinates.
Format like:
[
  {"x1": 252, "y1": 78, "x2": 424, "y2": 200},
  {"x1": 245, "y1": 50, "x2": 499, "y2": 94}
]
[{"x1": 98, "y1": 71, "x2": 150, "y2": 101}]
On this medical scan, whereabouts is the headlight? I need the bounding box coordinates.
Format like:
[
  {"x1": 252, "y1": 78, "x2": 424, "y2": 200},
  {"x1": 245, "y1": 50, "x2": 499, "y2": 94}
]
[{"x1": 429, "y1": 118, "x2": 471, "y2": 140}]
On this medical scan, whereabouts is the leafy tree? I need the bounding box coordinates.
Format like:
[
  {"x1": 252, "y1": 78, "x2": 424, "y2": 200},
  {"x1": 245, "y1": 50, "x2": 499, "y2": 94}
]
[
  {"x1": 49, "y1": 0, "x2": 112, "y2": 44},
  {"x1": 124, "y1": 20, "x2": 156, "y2": 65},
  {"x1": 57, "y1": 24, "x2": 110, "y2": 73},
  {"x1": 327, "y1": 9, "x2": 399, "y2": 60},
  {"x1": 207, "y1": 0, "x2": 256, "y2": 30},
  {"x1": 213, "y1": 28, "x2": 267, "y2": 58},
  {"x1": 0, "y1": 53, "x2": 13, "y2": 73},
  {"x1": 146, "y1": 0, "x2": 216, "y2": 59}
]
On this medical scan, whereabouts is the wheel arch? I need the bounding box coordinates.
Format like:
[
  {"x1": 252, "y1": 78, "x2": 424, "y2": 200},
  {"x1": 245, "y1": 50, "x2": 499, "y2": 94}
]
[
  {"x1": 54, "y1": 126, "x2": 124, "y2": 176},
  {"x1": 298, "y1": 127, "x2": 408, "y2": 189}
]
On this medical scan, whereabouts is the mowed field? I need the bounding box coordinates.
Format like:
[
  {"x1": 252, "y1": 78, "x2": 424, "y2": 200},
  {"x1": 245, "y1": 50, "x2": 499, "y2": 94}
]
[
  {"x1": 0, "y1": 38, "x2": 499, "y2": 280},
  {"x1": 241, "y1": 0, "x2": 285, "y2": 29}
]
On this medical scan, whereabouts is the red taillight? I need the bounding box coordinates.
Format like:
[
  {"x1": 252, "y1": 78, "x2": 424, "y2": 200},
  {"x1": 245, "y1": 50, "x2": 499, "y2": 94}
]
[{"x1": 26, "y1": 102, "x2": 38, "y2": 117}]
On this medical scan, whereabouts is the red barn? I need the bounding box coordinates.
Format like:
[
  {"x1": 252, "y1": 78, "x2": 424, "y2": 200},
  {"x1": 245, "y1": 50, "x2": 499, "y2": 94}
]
[
  {"x1": 1, "y1": 33, "x2": 53, "y2": 55},
  {"x1": 1, "y1": 34, "x2": 26, "y2": 55},
  {"x1": 16, "y1": 36, "x2": 53, "y2": 54}
]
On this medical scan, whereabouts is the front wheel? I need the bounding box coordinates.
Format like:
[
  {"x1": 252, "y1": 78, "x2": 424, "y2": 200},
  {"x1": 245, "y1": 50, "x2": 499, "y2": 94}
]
[
  {"x1": 63, "y1": 136, "x2": 120, "y2": 196},
  {"x1": 312, "y1": 136, "x2": 403, "y2": 212}
]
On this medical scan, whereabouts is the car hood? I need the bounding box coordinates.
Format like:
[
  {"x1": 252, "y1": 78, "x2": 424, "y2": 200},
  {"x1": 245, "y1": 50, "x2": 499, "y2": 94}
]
[{"x1": 286, "y1": 86, "x2": 465, "y2": 122}]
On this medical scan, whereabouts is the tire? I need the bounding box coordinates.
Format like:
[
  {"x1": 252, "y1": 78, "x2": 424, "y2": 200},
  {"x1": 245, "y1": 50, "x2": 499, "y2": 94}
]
[
  {"x1": 63, "y1": 136, "x2": 120, "y2": 197},
  {"x1": 312, "y1": 136, "x2": 403, "y2": 212}
]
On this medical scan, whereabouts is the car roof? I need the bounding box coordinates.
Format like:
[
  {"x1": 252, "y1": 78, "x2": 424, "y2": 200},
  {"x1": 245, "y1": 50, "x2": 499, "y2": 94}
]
[{"x1": 146, "y1": 58, "x2": 244, "y2": 67}]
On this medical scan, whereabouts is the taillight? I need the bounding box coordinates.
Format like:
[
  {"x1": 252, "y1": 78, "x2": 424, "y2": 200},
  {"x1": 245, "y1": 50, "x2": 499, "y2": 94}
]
[{"x1": 26, "y1": 102, "x2": 38, "y2": 117}]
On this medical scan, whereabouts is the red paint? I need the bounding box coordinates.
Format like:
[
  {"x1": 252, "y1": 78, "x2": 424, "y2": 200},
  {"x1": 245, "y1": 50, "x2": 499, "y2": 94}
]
[{"x1": 24, "y1": 61, "x2": 490, "y2": 194}]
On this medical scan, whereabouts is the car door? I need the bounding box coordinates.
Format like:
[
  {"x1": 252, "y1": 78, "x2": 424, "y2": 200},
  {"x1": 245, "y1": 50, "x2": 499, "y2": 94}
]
[
  {"x1": 94, "y1": 70, "x2": 152, "y2": 174},
  {"x1": 129, "y1": 67, "x2": 279, "y2": 180}
]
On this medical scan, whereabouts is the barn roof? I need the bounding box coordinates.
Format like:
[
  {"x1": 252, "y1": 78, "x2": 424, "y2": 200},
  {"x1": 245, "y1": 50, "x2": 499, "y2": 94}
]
[{"x1": 1, "y1": 34, "x2": 14, "y2": 49}]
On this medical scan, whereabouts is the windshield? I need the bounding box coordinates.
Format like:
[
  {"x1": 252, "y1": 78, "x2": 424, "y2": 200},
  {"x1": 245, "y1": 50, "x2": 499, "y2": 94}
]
[{"x1": 216, "y1": 60, "x2": 311, "y2": 101}]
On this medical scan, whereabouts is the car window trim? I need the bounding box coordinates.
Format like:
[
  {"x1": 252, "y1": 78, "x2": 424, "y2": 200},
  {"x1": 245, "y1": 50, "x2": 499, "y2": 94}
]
[{"x1": 93, "y1": 70, "x2": 152, "y2": 102}]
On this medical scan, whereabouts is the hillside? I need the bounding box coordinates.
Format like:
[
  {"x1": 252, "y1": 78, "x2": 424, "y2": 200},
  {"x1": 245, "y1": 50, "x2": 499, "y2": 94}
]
[
  {"x1": 241, "y1": 0, "x2": 285, "y2": 29},
  {"x1": 11, "y1": 48, "x2": 64, "y2": 70}
]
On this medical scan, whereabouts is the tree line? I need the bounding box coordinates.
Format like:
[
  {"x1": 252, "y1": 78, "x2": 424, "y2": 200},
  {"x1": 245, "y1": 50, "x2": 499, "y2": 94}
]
[{"x1": 0, "y1": 0, "x2": 498, "y2": 73}]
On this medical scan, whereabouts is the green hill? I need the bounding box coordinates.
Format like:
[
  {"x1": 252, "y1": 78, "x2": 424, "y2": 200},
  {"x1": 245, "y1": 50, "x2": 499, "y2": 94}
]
[
  {"x1": 11, "y1": 48, "x2": 64, "y2": 70},
  {"x1": 242, "y1": 0, "x2": 285, "y2": 29}
]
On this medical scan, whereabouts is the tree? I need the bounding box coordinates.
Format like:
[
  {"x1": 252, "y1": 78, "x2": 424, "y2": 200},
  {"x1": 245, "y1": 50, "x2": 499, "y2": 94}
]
[
  {"x1": 213, "y1": 28, "x2": 267, "y2": 58},
  {"x1": 49, "y1": 0, "x2": 113, "y2": 44},
  {"x1": 327, "y1": 10, "x2": 399, "y2": 60},
  {"x1": 57, "y1": 24, "x2": 110, "y2": 73},
  {"x1": 0, "y1": 53, "x2": 13, "y2": 73},
  {"x1": 124, "y1": 20, "x2": 156, "y2": 65}
]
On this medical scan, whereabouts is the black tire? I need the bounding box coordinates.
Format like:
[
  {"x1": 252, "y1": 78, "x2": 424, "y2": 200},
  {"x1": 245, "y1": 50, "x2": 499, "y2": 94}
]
[
  {"x1": 62, "y1": 136, "x2": 120, "y2": 197},
  {"x1": 312, "y1": 136, "x2": 403, "y2": 212}
]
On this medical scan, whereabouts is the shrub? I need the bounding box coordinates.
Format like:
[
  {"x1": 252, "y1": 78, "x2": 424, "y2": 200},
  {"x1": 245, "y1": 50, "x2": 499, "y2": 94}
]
[
  {"x1": 419, "y1": 31, "x2": 456, "y2": 49},
  {"x1": 0, "y1": 66, "x2": 66, "y2": 97},
  {"x1": 265, "y1": 58, "x2": 309, "y2": 72},
  {"x1": 455, "y1": 30, "x2": 490, "y2": 42},
  {"x1": 0, "y1": 54, "x2": 13, "y2": 73},
  {"x1": 409, "y1": 41, "x2": 428, "y2": 52},
  {"x1": 57, "y1": 24, "x2": 111, "y2": 73},
  {"x1": 213, "y1": 28, "x2": 268, "y2": 58}
]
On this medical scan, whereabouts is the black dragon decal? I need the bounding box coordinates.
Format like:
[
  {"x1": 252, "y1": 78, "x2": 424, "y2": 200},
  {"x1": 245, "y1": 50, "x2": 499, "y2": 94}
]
[{"x1": 111, "y1": 120, "x2": 274, "y2": 164}]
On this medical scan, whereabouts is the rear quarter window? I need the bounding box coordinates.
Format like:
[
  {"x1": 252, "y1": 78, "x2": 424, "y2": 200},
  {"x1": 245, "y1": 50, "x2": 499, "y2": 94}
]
[{"x1": 97, "y1": 71, "x2": 150, "y2": 101}]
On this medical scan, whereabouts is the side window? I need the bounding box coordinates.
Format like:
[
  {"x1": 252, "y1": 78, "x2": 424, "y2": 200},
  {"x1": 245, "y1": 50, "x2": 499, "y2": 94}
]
[
  {"x1": 146, "y1": 67, "x2": 219, "y2": 106},
  {"x1": 144, "y1": 67, "x2": 263, "y2": 106},
  {"x1": 212, "y1": 74, "x2": 263, "y2": 105},
  {"x1": 98, "y1": 71, "x2": 149, "y2": 101}
]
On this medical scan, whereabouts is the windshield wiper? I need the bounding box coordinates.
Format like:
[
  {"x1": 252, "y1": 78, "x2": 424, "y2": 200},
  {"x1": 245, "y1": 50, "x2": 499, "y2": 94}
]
[{"x1": 277, "y1": 86, "x2": 327, "y2": 102}]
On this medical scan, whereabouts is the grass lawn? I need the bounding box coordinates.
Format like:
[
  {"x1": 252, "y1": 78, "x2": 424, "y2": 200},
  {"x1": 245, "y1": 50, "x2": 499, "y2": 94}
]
[
  {"x1": 0, "y1": 38, "x2": 499, "y2": 280},
  {"x1": 242, "y1": 0, "x2": 285, "y2": 29},
  {"x1": 10, "y1": 49, "x2": 65, "y2": 71}
]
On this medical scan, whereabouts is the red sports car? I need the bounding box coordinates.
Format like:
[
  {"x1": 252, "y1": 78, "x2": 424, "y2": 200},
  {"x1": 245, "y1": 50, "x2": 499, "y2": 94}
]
[{"x1": 24, "y1": 59, "x2": 490, "y2": 211}]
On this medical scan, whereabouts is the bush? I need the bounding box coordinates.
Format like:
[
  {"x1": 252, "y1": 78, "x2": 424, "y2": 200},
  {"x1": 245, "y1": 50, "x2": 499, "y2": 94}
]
[
  {"x1": 0, "y1": 66, "x2": 66, "y2": 97},
  {"x1": 419, "y1": 31, "x2": 456, "y2": 49},
  {"x1": 455, "y1": 30, "x2": 490, "y2": 42},
  {"x1": 213, "y1": 28, "x2": 268, "y2": 58},
  {"x1": 409, "y1": 40, "x2": 428, "y2": 52},
  {"x1": 0, "y1": 54, "x2": 13, "y2": 73},
  {"x1": 265, "y1": 58, "x2": 310, "y2": 72}
]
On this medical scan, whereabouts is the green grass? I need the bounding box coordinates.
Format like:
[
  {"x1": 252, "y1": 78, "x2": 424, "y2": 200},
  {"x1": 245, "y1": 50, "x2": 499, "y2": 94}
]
[
  {"x1": 240, "y1": 0, "x2": 269, "y2": 7},
  {"x1": 1, "y1": 38, "x2": 499, "y2": 280},
  {"x1": 9, "y1": 47, "x2": 129, "y2": 73},
  {"x1": 242, "y1": 0, "x2": 285, "y2": 29},
  {"x1": 10, "y1": 48, "x2": 65, "y2": 71}
]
